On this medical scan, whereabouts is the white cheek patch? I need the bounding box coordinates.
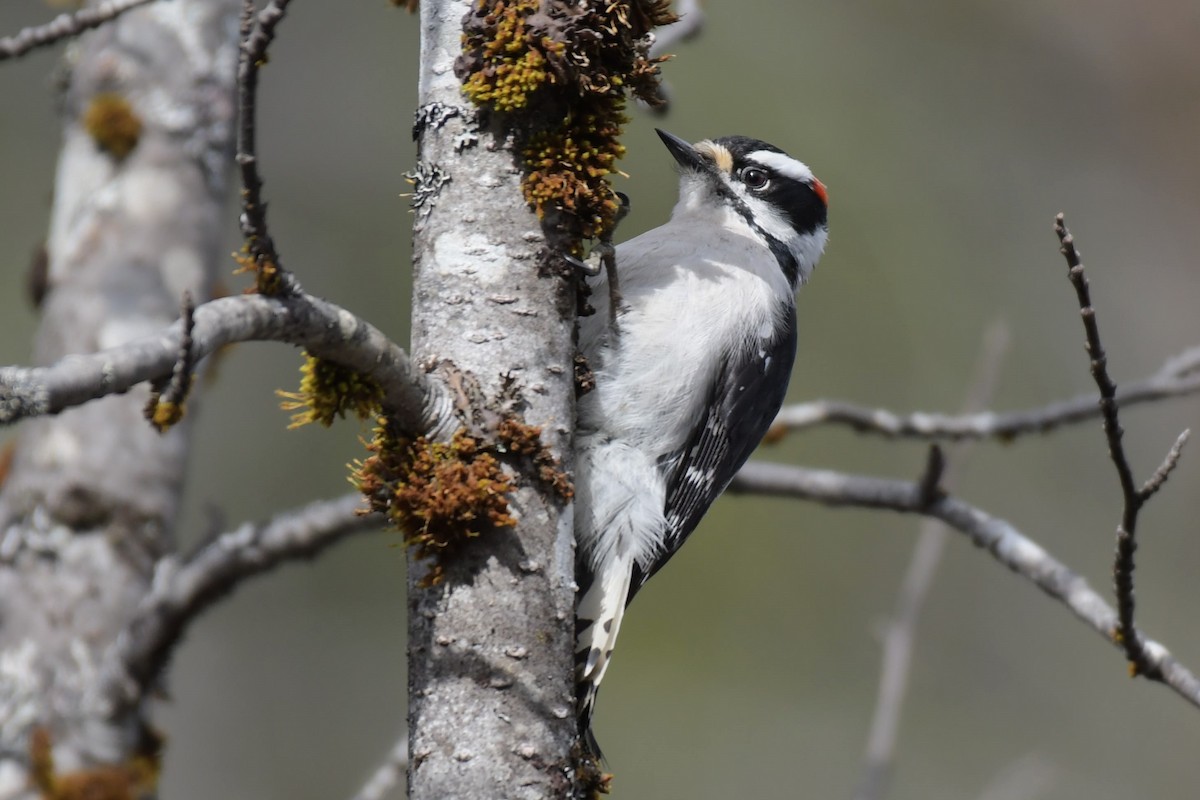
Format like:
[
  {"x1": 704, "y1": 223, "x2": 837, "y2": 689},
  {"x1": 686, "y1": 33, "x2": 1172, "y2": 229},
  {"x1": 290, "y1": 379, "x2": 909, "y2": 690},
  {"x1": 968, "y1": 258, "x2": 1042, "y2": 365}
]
[
  {"x1": 739, "y1": 191, "x2": 827, "y2": 285},
  {"x1": 747, "y1": 149, "x2": 816, "y2": 185},
  {"x1": 740, "y1": 194, "x2": 792, "y2": 244}
]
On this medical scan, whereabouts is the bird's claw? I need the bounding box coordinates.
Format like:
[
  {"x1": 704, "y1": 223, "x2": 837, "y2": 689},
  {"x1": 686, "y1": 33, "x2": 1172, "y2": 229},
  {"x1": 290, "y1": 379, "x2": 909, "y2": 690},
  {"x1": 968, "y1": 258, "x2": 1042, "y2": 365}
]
[{"x1": 563, "y1": 250, "x2": 604, "y2": 278}]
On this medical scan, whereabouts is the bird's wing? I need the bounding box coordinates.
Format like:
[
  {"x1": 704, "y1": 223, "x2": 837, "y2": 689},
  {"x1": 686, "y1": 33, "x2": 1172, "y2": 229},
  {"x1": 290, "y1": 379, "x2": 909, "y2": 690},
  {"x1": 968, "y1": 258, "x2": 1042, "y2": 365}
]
[{"x1": 628, "y1": 302, "x2": 798, "y2": 600}]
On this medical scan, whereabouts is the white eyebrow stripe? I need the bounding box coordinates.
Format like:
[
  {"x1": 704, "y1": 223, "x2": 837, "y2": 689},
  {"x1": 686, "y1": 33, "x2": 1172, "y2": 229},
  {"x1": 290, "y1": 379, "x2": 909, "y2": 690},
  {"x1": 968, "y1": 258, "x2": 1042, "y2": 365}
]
[{"x1": 747, "y1": 150, "x2": 816, "y2": 184}]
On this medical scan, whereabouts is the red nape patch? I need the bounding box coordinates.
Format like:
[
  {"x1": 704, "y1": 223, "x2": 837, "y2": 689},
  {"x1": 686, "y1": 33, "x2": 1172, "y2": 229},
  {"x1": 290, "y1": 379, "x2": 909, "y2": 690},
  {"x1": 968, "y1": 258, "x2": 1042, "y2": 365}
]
[{"x1": 811, "y1": 177, "x2": 829, "y2": 207}]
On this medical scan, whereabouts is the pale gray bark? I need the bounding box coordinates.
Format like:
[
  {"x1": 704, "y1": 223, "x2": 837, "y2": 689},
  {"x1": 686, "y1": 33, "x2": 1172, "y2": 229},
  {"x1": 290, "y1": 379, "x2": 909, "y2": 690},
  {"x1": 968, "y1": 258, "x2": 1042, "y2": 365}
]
[
  {"x1": 406, "y1": 2, "x2": 579, "y2": 797},
  {"x1": 0, "y1": 0, "x2": 239, "y2": 795}
]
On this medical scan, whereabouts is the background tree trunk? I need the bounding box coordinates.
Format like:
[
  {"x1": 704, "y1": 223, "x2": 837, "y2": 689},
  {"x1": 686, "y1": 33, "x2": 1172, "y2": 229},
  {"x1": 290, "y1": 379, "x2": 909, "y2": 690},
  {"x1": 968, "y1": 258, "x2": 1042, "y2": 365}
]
[{"x1": 0, "y1": 0, "x2": 238, "y2": 794}]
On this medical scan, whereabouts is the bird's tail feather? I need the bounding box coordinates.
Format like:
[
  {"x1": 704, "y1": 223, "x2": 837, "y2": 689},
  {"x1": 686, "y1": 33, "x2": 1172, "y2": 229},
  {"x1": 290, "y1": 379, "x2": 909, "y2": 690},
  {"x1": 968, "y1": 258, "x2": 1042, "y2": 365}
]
[{"x1": 575, "y1": 551, "x2": 633, "y2": 757}]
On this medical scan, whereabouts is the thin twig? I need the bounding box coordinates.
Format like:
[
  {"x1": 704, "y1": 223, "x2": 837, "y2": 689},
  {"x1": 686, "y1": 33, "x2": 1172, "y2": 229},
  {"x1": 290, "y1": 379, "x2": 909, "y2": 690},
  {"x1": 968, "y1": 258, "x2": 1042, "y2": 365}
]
[
  {"x1": 1055, "y1": 215, "x2": 1138, "y2": 501},
  {"x1": 349, "y1": 735, "x2": 409, "y2": 800},
  {"x1": 728, "y1": 461, "x2": 1200, "y2": 709},
  {"x1": 1054, "y1": 213, "x2": 1189, "y2": 677},
  {"x1": 854, "y1": 322, "x2": 1009, "y2": 800},
  {"x1": 771, "y1": 343, "x2": 1200, "y2": 441},
  {"x1": 236, "y1": 0, "x2": 296, "y2": 295},
  {"x1": 0, "y1": 292, "x2": 456, "y2": 440},
  {"x1": 145, "y1": 291, "x2": 198, "y2": 431},
  {"x1": 0, "y1": 0, "x2": 158, "y2": 61},
  {"x1": 914, "y1": 444, "x2": 945, "y2": 509},
  {"x1": 1141, "y1": 429, "x2": 1190, "y2": 501},
  {"x1": 101, "y1": 493, "x2": 381, "y2": 714}
]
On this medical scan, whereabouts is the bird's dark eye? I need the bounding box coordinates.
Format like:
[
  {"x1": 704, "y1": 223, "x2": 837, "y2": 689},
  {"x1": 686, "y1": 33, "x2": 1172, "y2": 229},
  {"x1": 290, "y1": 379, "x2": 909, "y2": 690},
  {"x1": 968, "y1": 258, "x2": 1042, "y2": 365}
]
[{"x1": 742, "y1": 167, "x2": 769, "y2": 190}]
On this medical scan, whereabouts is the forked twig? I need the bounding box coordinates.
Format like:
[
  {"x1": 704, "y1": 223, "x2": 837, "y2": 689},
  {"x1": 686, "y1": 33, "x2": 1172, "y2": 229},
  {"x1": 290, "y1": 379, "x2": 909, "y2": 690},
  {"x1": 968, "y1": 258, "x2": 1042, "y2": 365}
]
[{"x1": 1054, "y1": 213, "x2": 1190, "y2": 676}]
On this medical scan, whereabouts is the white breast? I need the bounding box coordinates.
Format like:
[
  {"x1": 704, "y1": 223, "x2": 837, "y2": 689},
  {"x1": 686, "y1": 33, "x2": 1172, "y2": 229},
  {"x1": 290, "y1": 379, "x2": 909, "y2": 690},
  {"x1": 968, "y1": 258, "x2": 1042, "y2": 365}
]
[{"x1": 578, "y1": 202, "x2": 791, "y2": 459}]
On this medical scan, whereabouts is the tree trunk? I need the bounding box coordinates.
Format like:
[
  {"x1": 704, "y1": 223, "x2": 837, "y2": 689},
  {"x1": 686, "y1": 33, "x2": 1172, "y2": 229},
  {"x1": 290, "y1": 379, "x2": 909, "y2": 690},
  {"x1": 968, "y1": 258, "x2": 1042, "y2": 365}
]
[
  {"x1": 0, "y1": 1, "x2": 238, "y2": 795},
  {"x1": 405, "y1": 2, "x2": 580, "y2": 797}
]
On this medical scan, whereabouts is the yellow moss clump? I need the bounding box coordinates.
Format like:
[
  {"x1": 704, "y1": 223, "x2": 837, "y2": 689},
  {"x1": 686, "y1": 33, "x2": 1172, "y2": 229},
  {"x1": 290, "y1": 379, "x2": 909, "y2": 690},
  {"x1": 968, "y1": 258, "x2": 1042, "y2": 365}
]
[
  {"x1": 353, "y1": 424, "x2": 516, "y2": 586},
  {"x1": 460, "y1": 0, "x2": 562, "y2": 112},
  {"x1": 146, "y1": 399, "x2": 185, "y2": 432},
  {"x1": 83, "y1": 92, "x2": 142, "y2": 161},
  {"x1": 277, "y1": 353, "x2": 383, "y2": 429},
  {"x1": 456, "y1": 0, "x2": 678, "y2": 243}
]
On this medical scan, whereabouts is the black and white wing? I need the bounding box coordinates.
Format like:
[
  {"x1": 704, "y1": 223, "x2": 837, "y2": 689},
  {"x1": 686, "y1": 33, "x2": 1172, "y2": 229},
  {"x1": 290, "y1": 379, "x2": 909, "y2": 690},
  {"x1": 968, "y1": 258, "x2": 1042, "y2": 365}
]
[{"x1": 628, "y1": 303, "x2": 798, "y2": 600}]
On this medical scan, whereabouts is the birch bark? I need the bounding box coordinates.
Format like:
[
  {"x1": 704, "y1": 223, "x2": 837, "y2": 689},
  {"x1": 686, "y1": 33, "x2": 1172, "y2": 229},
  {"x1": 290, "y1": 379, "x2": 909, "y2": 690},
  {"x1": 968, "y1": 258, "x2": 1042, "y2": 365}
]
[{"x1": 0, "y1": 1, "x2": 238, "y2": 795}]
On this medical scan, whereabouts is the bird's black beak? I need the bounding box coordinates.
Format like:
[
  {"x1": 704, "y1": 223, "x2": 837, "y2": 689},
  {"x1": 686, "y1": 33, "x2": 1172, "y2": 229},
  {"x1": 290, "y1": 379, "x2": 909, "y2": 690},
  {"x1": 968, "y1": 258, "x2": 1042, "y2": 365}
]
[{"x1": 656, "y1": 128, "x2": 708, "y2": 173}]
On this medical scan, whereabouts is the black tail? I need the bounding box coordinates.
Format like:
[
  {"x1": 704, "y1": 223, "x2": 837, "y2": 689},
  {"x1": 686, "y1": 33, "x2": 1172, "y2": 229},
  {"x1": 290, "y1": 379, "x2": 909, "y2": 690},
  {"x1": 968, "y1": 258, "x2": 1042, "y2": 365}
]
[{"x1": 577, "y1": 678, "x2": 605, "y2": 761}]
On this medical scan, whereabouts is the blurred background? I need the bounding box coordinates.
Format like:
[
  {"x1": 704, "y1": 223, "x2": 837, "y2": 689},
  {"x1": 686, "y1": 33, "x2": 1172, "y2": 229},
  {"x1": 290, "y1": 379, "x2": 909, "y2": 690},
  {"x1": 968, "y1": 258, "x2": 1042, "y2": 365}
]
[{"x1": 3, "y1": 1, "x2": 1200, "y2": 797}]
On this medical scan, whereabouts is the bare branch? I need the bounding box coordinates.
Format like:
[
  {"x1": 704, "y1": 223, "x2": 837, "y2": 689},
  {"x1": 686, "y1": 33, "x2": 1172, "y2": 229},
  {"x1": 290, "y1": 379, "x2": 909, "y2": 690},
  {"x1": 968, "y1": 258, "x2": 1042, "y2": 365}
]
[
  {"x1": 728, "y1": 461, "x2": 1200, "y2": 709},
  {"x1": 1055, "y1": 215, "x2": 1137, "y2": 501},
  {"x1": 771, "y1": 345, "x2": 1200, "y2": 441},
  {"x1": 0, "y1": 0, "x2": 158, "y2": 61},
  {"x1": 101, "y1": 493, "x2": 380, "y2": 714},
  {"x1": 350, "y1": 734, "x2": 409, "y2": 800},
  {"x1": 0, "y1": 292, "x2": 456, "y2": 439},
  {"x1": 144, "y1": 291, "x2": 197, "y2": 432},
  {"x1": 236, "y1": 0, "x2": 296, "y2": 294},
  {"x1": 1141, "y1": 428, "x2": 1190, "y2": 501},
  {"x1": 1054, "y1": 213, "x2": 1188, "y2": 677},
  {"x1": 855, "y1": 322, "x2": 1008, "y2": 800}
]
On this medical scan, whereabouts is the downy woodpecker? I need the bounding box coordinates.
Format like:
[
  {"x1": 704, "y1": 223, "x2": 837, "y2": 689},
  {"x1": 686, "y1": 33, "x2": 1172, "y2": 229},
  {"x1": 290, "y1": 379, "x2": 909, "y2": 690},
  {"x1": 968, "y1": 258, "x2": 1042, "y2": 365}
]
[{"x1": 574, "y1": 129, "x2": 829, "y2": 755}]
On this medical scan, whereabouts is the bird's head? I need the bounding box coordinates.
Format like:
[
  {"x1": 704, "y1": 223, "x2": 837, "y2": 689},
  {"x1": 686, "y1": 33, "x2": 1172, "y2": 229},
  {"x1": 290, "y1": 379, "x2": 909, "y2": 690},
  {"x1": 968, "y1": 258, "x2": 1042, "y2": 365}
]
[{"x1": 656, "y1": 128, "x2": 829, "y2": 289}]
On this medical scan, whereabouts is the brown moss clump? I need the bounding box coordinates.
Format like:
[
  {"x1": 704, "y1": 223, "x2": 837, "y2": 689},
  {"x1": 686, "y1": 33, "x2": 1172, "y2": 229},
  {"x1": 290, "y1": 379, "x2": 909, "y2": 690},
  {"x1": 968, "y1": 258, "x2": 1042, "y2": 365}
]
[
  {"x1": 523, "y1": 110, "x2": 628, "y2": 240},
  {"x1": 83, "y1": 92, "x2": 142, "y2": 162},
  {"x1": 354, "y1": 423, "x2": 516, "y2": 586},
  {"x1": 572, "y1": 737, "x2": 614, "y2": 798},
  {"x1": 232, "y1": 246, "x2": 283, "y2": 296},
  {"x1": 278, "y1": 353, "x2": 384, "y2": 429},
  {"x1": 497, "y1": 416, "x2": 572, "y2": 500},
  {"x1": 456, "y1": 0, "x2": 678, "y2": 242}
]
